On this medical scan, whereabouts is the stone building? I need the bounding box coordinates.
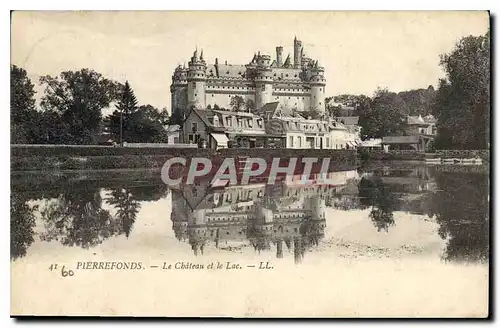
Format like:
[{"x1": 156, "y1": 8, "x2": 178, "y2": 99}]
[
  {"x1": 171, "y1": 37, "x2": 326, "y2": 119},
  {"x1": 170, "y1": 170, "x2": 360, "y2": 261}
]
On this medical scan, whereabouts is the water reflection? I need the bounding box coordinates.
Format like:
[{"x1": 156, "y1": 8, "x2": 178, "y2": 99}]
[
  {"x1": 10, "y1": 193, "x2": 37, "y2": 260},
  {"x1": 170, "y1": 176, "x2": 349, "y2": 263},
  {"x1": 10, "y1": 165, "x2": 489, "y2": 264}
]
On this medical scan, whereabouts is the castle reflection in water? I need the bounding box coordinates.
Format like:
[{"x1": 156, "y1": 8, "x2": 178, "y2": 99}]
[{"x1": 171, "y1": 170, "x2": 360, "y2": 263}]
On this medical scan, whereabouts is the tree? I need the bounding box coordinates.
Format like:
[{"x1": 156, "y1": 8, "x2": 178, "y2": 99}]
[
  {"x1": 245, "y1": 99, "x2": 256, "y2": 112},
  {"x1": 109, "y1": 80, "x2": 138, "y2": 145},
  {"x1": 110, "y1": 102, "x2": 169, "y2": 143},
  {"x1": 432, "y1": 30, "x2": 490, "y2": 149},
  {"x1": 40, "y1": 69, "x2": 122, "y2": 144},
  {"x1": 397, "y1": 86, "x2": 436, "y2": 116},
  {"x1": 10, "y1": 65, "x2": 37, "y2": 144},
  {"x1": 358, "y1": 88, "x2": 405, "y2": 139},
  {"x1": 230, "y1": 95, "x2": 245, "y2": 112}
]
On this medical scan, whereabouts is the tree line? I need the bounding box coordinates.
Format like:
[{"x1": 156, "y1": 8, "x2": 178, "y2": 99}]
[
  {"x1": 325, "y1": 30, "x2": 490, "y2": 150},
  {"x1": 12, "y1": 30, "x2": 489, "y2": 149},
  {"x1": 11, "y1": 67, "x2": 172, "y2": 145}
]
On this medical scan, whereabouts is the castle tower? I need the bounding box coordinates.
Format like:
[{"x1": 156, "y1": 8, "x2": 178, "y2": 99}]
[
  {"x1": 170, "y1": 64, "x2": 189, "y2": 120},
  {"x1": 309, "y1": 61, "x2": 326, "y2": 114},
  {"x1": 187, "y1": 208, "x2": 208, "y2": 256},
  {"x1": 254, "y1": 53, "x2": 273, "y2": 109},
  {"x1": 276, "y1": 239, "x2": 283, "y2": 259},
  {"x1": 294, "y1": 37, "x2": 303, "y2": 69},
  {"x1": 308, "y1": 195, "x2": 326, "y2": 221},
  {"x1": 276, "y1": 46, "x2": 283, "y2": 67},
  {"x1": 187, "y1": 48, "x2": 207, "y2": 109}
]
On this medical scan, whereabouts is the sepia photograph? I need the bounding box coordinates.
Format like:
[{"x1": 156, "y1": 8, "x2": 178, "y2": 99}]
[{"x1": 9, "y1": 10, "x2": 490, "y2": 318}]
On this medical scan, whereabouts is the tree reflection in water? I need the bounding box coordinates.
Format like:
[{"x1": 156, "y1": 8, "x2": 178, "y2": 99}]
[
  {"x1": 11, "y1": 193, "x2": 37, "y2": 260},
  {"x1": 358, "y1": 177, "x2": 397, "y2": 232},
  {"x1": 106, "y1": 188, "x2": 141, "y2": 238},
  {"x1": 426, "y1": 171, "x2": 489, "y2": 263},
  {"x1": 39, "y1": 188, "x2": 121, "y2": 249}
]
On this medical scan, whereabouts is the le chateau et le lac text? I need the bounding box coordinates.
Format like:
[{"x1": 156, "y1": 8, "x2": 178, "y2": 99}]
[{"x1": 163, "y1": 261, "x2": 274, "y2": 270}]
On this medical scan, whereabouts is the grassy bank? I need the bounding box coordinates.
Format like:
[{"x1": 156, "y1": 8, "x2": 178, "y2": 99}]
[{"x1": 11, "y1": 145, "x2": 358, "y2": 171}]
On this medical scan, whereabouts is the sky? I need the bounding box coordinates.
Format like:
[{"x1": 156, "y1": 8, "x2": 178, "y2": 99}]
[{"x1": 11, "y1": 11, "x2": 489, "y2": 114}]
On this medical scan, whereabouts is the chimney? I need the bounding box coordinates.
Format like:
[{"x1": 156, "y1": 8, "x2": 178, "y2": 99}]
[{"x1": 276, "y1": 46, "x2": 283, "y2": 67}]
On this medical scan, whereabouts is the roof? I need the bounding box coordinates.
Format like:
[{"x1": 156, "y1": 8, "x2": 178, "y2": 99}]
[
  {"x1": 164, "y1": 125, "x2": 180, "y2": 133},
  {"x1": 423, "y1": 114, "x2": 437, "y2": 124},
  {"x1": 258, "y1": 102, "x2": 281, "y2": 119},
  {"x1": 360, "y1": 138, "x2": 382, "y2": 147},
  {"x1": 407, "y1": 115, "x2": 436, "y2": 125},
  {"x1": 336, "y1": 116, "x2": 359, "y2": 125},
  {"x1": 192, "y1": 109, "x2": 215, "y2": 127},
  {"x1": 212, "y1": 109, "x2": 258, "y2": 118},
  {"x1": 206, "y1": 64, "x2": 247, "y2": 79},
  {"x1": 382, "y1": 136, "x2": 420, "y2": 144}
]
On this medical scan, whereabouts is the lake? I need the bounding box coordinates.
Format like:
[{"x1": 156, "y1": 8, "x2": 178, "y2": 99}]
[{"x1": 10, "y1": 163, "x2": 490, "y2": 317}]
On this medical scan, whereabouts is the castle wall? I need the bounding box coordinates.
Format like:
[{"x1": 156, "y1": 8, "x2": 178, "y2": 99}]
[
  {"x1": 171, "y1": 85, "x2": 188, "y2": 113},
  {"x1": 271, "y1": 68, "x2": 302, "y2": 81},
  {"x1": 310, "y1": 85, "x2": 325, "y2": 113},
  {"x1": 255, "y1": 82, "x2": 273, "y2": 109},
  {"x1": 187, "y1": 81, "x2": 206, "y2": 109},
  {"x1": 273, "y1": 94, "x2": 311, "y2": 111},
  {"x1": 205, "y1": 90, "x2": 256, "y2": 108}
]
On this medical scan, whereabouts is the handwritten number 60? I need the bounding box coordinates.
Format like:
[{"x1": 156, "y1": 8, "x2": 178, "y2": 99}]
[{"x1": 61, "y1": 266, "x2": 74, "y2": 277}]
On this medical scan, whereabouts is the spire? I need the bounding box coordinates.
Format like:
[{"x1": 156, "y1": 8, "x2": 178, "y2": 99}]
[
  {"x1": 283, "y1": 53, "x2": 291, "y2": 67},
  {"x1": 193, "y1": 47, "x2": 198, "y2": 60},
  {"x1": 251, "y1": 53, "x2": 257, "y2": 64},
  {"x1": 200, "y1": 49, "x2": 204, "y2": 61}
]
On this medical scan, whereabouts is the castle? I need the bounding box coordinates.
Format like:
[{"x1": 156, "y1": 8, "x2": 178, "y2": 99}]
[
  {"x1": 170, "y1": 37, "x2": 327, "y2": 118},
  {"x1": 170, "y1": 170, "x2": 361, "y2": 263}
]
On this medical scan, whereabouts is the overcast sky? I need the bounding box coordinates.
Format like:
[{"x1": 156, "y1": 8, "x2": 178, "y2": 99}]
[{"x1": 11, "y1": 11, "x2": 489, "y2": 114}]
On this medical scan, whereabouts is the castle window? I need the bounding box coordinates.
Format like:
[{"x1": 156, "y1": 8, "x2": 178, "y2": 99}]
[
  {"x1": 195, "y1": 94, "x2": 197, "y2": 97},
  {"x1": 286, "y1": 74, "x2": 288, "y2": 77}
]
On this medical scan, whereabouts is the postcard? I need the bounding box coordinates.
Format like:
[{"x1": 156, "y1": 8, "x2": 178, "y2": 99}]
[{"x1": 10, "y1": 10, "x2": 490, "y2": 318}]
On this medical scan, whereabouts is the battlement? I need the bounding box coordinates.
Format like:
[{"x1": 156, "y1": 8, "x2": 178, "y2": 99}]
[{"x1": 171, "y1": 36, "x2": 327, "y2": 114}]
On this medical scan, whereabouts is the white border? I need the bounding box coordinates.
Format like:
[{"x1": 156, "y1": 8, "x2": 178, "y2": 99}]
[{"x1": 2, "y1": 1, "x2": 498, "y2": 326}]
